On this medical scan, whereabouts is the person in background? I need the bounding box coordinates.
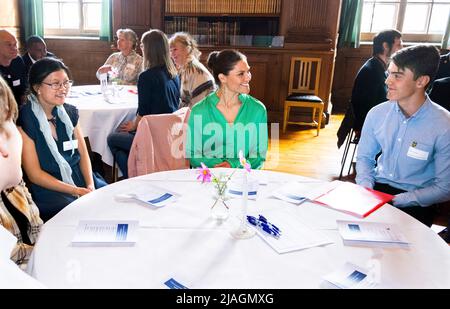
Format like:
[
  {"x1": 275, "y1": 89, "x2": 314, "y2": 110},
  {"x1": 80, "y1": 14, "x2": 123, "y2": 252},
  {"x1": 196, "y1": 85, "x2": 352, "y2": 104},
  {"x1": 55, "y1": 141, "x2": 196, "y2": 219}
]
[
  {"x1": 18, "y1": 58, "x2": 106, "y2": 222},
  {"x1": 351, "y1": 29, "x2": 403, "y2": 136},
  {"x1": 434, "y1": 51, "x2": 450, "y2": 80},
  {"x1": 187, "y1": 49, "x2": 268, "y2": 169},
  {"x1": 169, "y1": 32, "x2": 215, "y2": 108},
  {"x1": 429, "y1": 77, "x2": 450, "y2": 111},
  {"x1": 107, "y1": 29, "x2": 180, "y2": 178},
  {"x1": 21, "y1": 35, "x2": 56, "y2": 74},
  {"x1": 96, "y1": 28, "x2": 143, "y2": 85},
  {"x1": 337, "y1": 29, "x2": 403, "y2": 148},
  {"x1": 0, "y1": 29, "x2": 28, "y2": 107},
  {"x1": 0, "y1": 76, "x2": 42, "y2": 267},
  {"x1": 428, "y1": 52, "x2": 450, "y2": 111},
  {"x1": 356, "y1": 45, "x2": 450, "y2": 227}
]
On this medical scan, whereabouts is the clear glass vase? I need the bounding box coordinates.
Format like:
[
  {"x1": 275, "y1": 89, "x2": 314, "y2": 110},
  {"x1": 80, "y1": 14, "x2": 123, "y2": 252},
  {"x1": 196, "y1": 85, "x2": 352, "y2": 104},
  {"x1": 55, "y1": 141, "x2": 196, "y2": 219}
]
[{"x1": 210, "y1": 182, "x2": 229, "y2": 221}]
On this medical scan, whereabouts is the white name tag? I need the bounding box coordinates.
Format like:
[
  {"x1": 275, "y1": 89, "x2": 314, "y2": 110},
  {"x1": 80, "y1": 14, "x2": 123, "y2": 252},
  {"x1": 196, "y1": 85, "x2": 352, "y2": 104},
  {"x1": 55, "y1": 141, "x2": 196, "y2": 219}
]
[
  {"x1": 63, "y1": 139, "x2": 78, "y2": 152},
  {"x1": 407, "y1": 146, "x2": 429, "y2": 161},
  {"x1": 126, "y1": 63, "x2": 135, "y2": 70},
  {"x1": 13, "y1": 79, "x2": 20, "y2": 87}
]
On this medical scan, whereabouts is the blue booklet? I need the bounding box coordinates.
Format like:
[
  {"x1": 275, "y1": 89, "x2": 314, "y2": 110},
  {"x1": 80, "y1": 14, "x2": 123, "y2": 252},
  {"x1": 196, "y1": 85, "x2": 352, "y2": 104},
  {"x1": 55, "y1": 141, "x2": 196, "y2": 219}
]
[{"x1": 71, "y1": 220, "x2": 139, "y2": 246}]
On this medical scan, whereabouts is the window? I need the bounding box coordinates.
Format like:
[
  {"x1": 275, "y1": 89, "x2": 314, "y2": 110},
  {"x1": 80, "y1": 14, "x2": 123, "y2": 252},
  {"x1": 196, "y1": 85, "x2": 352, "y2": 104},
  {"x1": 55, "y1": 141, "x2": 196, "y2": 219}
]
[
  {"x1": 43, "y1": 0, "x2": 102, "y2": 37},
  {"x1": 361, "y1": 0, "x2": 450, "y2": 42}
]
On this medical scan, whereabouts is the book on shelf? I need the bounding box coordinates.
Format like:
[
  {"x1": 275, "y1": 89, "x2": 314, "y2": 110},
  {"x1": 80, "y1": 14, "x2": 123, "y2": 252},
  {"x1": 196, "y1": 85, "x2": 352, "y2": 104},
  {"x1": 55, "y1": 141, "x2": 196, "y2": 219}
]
[
  {"x1": 165, "y1": 0, "x2": 282, "y2": 14},
  {"x1": 337, "y1": 220, "x2": 409, "y2": 248},
  {"x1": 312, "y1": 181, "x2": 394, "y2": 218},
  {"x1": 71, "y1": 220, "x2": 139, "y2": 247}
]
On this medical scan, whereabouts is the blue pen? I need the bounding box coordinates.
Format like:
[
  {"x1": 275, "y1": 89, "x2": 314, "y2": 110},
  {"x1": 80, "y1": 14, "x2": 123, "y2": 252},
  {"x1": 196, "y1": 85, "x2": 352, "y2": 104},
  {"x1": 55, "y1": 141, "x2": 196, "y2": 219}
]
[
  {"x1": 258, "y1": 215, "x2": 281, "y2": 235},
  {"x1": 247, "y1": 215, "x2": 281, "y2": 238}
]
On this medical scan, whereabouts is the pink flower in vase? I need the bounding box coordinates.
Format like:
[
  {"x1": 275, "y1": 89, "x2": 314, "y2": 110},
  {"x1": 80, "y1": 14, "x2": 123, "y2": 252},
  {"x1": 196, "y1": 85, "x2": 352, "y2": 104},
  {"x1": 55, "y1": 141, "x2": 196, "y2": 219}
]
[{"x1": 197, "y1": 162, "x2": 212, "y2": 183}]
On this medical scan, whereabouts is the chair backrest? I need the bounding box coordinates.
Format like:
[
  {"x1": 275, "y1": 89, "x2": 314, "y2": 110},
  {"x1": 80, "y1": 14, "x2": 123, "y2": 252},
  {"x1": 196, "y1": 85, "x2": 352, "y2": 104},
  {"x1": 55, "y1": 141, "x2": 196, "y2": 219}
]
[
  {"x1": 128, "y1": 107, "x2": 191, "y2": 178},
  {"x1": 288, "y1": 57, "x2": 322, "y2": 96}
]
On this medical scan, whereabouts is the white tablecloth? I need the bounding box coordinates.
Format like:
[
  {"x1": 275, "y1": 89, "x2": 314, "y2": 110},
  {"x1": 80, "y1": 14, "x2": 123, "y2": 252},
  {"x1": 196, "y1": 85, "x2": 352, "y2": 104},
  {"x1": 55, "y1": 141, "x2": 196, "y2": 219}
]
[
  {"x1": 65, "y1": 85, "x2": 138, "y2": 166},
  {"x1": 29, "y1": 169, "x2": 450, "y2": 288}
]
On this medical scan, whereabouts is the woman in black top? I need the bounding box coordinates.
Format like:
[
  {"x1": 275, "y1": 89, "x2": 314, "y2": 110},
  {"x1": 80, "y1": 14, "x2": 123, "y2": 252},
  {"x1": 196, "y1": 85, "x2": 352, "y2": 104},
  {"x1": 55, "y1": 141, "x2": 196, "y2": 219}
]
[{"x1": 107, "y1": 29, "x2": 180, "y2": 178}]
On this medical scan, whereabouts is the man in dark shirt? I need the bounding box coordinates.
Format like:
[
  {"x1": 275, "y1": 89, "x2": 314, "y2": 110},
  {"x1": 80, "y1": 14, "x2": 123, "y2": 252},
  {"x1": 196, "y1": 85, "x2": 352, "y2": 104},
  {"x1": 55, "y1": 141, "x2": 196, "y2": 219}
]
[
  {"x1": 21, "y1": 35, "x2": 56, "y2": 74},
  {"x1": 429, "y1": 77, "x2": 450, "y2": 111},
  {"x1": 435, "y1": 52, "x2": 450, "y2": 80},
  {"x1": 0, "y1": 30, "x2": 28, "y2": 106},
  {"x1": 337, "y1": 30, "x2": 403, "y2": 148},
  {"x1": 351, "y1": 29, "x2": 403, "y2": 136}
]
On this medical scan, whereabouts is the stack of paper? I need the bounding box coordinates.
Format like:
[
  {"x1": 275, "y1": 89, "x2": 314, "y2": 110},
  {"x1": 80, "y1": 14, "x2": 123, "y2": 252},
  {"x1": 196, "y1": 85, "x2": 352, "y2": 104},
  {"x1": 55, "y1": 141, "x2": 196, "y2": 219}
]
[
  {"x1": 313, "y1": 181, "x2": 394, "y2": 218},
  {"x1": 72, "y1": 220, "x2": 139, "y2": 246},
  {"x1": 337, "y1": 220, "x2": 409, "y2": 248}
]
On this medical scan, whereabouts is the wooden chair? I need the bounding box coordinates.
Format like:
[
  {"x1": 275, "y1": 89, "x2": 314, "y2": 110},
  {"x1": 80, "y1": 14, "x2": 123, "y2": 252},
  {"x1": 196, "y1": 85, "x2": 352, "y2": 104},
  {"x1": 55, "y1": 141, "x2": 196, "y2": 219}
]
[{"x1": 283, "y1": 57, "x2": 324, "y2": 136}]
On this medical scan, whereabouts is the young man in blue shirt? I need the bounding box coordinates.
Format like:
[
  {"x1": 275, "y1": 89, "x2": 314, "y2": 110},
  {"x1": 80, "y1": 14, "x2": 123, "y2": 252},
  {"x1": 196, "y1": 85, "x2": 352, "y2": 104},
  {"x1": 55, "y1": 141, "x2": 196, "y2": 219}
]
[{"x1": 356, "y1": 45, "x2": 450, "y2": 227}]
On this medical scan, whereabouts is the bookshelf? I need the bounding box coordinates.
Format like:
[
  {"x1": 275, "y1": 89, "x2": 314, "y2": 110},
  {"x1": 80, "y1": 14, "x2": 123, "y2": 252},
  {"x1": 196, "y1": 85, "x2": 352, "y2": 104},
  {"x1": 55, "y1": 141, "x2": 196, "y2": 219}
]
[{"x1": 164, "y1": 0, "x2": 282, "y2": 47}]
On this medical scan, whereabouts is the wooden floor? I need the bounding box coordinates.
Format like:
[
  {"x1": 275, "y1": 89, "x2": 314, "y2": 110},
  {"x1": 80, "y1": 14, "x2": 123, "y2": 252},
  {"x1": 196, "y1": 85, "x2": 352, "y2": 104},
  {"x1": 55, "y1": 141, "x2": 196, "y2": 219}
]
[{"x1": 264, "y1": 114, "x2": 346, "y2": 181}]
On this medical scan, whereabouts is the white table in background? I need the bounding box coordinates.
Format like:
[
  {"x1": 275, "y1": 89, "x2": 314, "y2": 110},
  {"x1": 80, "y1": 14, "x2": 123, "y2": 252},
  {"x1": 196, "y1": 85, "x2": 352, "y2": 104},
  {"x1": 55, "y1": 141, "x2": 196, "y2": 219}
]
[
  {"x1": 29, "y1": 169, "x2": 450, "y2": 288},
  {"x1": 65, "y1": 85, "x2": 138, "y2": 166}
]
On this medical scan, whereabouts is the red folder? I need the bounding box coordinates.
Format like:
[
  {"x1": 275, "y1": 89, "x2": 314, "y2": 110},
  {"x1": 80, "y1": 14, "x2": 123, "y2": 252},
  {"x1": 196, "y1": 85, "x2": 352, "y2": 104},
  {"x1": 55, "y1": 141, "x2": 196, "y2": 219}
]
[{"x1": 312, "y1": 181, "x2": 394, "y2": 218}]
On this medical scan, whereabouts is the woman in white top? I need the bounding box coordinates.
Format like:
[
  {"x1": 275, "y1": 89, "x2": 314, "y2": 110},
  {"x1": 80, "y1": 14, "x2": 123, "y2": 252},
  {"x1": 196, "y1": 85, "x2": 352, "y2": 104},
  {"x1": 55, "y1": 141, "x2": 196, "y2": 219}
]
[
  {"x1": 96, "y1": 28, "x2": 143, "y2": 85},
  {"x1": 169, "y1": 32, "x2": 216, "y2": 108}
]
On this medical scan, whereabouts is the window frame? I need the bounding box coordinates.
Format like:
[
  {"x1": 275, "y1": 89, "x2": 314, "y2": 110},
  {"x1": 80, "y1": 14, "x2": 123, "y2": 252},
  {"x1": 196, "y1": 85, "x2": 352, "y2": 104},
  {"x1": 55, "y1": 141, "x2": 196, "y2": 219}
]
[
  {"x1": 43, "y1": 0, "x2": 102, "y2": 37},
  {"x1": 360, "y1": 0, "x2": 449, "y2": 43}
]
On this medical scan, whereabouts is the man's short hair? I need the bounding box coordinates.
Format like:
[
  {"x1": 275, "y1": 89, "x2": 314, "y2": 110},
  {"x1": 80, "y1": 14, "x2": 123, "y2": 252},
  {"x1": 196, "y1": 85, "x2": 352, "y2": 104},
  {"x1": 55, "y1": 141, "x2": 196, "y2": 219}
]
[
  {"x1": 392, "y1": 45, "x2": 440, "y2": 84},
  {"x1": 373, "y1": 29, "x2": 402, "y2": 56},
  {"x1": 26, "y1": 35, "x2": 45, "y2": 49}
]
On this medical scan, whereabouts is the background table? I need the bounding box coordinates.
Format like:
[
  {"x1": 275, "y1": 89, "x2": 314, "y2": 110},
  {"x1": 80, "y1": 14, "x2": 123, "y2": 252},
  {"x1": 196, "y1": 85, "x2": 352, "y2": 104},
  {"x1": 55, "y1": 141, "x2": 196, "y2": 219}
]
[
  {"x1": 29, "y1": 169, "x2": 450, "y2": 288},
  {"x1": 65, "y1": 85, "x2": 138, "y2": 166}
]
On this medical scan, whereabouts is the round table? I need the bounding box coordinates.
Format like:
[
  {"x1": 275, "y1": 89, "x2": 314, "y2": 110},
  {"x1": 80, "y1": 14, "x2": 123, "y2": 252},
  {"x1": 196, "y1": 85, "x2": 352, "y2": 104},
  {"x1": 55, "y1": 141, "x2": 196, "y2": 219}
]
[
  {"x1": 29, "y1": 169, "x2": 450, "y2": 288},
  {"x1": 65, "y1": 85, "x2": 138, "y2": 166}
]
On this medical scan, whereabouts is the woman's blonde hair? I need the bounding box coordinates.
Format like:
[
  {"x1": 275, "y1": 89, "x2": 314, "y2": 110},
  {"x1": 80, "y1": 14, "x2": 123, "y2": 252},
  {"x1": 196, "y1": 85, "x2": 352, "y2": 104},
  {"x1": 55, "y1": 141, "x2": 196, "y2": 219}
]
[
  {"x1": 169, "y1": 32, "x2": 201, "y2": 60},
  {"x1": 141, "y1": 29, "x2": 178, "y2": 79},
  {"x1": 0, "y1": 76, "x2": 18, "y2": 127}
]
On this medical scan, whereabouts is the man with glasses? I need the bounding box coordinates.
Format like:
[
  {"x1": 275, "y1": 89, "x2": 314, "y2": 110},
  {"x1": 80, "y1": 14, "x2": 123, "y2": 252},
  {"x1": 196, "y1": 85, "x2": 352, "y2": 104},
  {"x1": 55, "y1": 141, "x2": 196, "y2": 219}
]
[{"x1": 0, "y1": 30, "x2": 28, "y2": 106}]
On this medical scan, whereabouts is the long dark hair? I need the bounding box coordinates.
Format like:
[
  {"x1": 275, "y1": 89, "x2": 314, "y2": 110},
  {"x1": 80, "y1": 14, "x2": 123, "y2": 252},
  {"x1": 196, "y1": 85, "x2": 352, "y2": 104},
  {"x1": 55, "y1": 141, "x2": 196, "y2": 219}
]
[{"x1": 29, "y1": 57, "x2": 71, "y2": 96}]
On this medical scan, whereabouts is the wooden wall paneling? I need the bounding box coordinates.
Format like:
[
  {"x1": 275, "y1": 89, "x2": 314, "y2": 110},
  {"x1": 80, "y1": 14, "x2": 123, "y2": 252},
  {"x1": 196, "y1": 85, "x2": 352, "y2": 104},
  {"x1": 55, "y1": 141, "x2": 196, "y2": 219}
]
[
  {"x1": 331, "y1": 45, "x2": 372, "y2": 112},
  {"x1": 113, "y1": 0, "x2": 152, "y2": 39},
  {"x1": 280, "y1": 0, "x2": 341, "y2": 50},
  {"x1": 150, "y1": 0, "x2": 164, "y2": 30},
  {"x1": 245, "y1": 51, "x2": 283, "y2": 113},
  {"x1": 46, "y1": 39, "x2": 112, "y2": 85}
]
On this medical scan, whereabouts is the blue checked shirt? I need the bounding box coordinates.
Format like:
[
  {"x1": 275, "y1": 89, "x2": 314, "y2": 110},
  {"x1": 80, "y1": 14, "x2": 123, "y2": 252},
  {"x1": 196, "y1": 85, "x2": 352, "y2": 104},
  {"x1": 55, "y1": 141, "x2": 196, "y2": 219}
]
[{"x1": 356, "y1": 96, "x2": 450, "y2": 207}]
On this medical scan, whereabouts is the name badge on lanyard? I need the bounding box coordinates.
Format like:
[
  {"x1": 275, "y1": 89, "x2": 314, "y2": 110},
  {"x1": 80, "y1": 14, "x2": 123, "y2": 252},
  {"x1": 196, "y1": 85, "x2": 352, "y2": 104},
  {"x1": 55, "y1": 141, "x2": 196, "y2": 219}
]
[
  {"x1": 13, "y1": 79, "x2": 21, "y2": 87},
  {"x1": 63, "y1": 139, "x2": 78, "y2": 152}
]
